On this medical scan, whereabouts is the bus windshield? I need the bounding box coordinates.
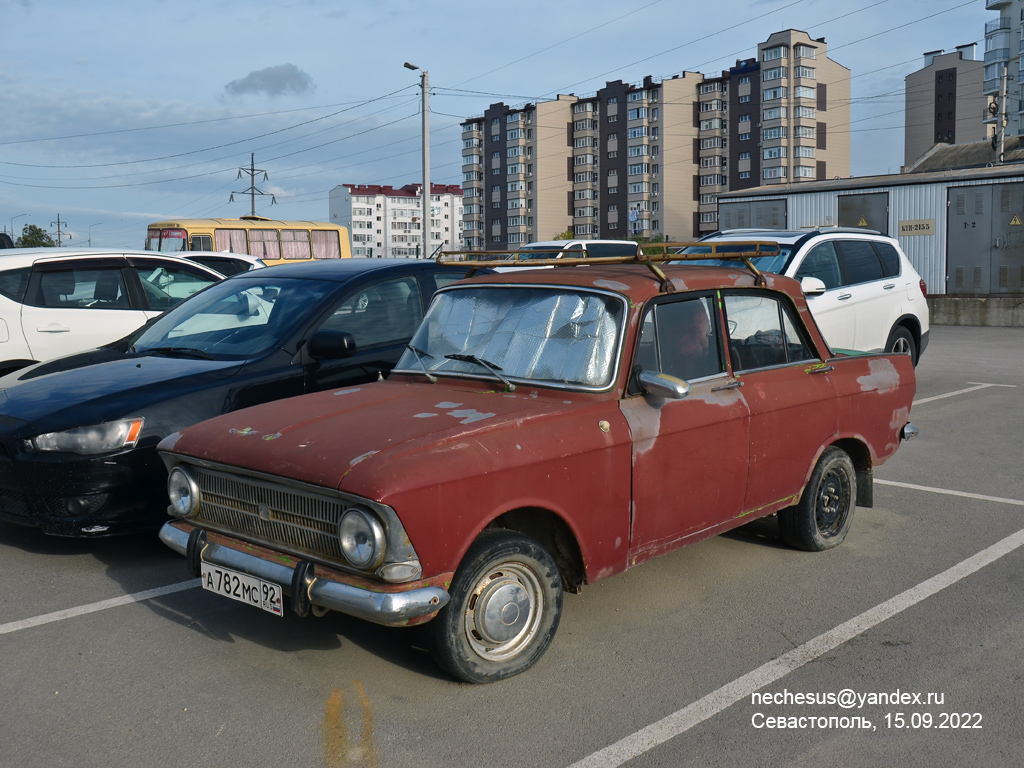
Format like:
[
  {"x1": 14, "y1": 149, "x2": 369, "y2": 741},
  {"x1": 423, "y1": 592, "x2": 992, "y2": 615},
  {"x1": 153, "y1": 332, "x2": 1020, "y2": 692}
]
[{"x1": 146, "y1": 228, "x2": 188, "y2": 252}]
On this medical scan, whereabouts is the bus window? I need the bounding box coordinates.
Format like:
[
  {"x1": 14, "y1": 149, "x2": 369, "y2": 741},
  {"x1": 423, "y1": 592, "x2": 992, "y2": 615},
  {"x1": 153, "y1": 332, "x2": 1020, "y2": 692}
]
[
  {"x1": 249, "y1": 229, "x2": 281, "y2": 259},
  {"x1": 147, "y1": 228, "x2": 187, "y2": 252},
  {"x1": 281, "y1": 229, "x2": 312, "y2": 259},
  {"x1": 189, "y1": 235, "x2": 213, "y2": 251},
  {"x1": 215, "y1": 229, "x2": 247, "y2": 253},
  {"x1": 312, "y1": 230, "x2": 341, "y2": 259}
]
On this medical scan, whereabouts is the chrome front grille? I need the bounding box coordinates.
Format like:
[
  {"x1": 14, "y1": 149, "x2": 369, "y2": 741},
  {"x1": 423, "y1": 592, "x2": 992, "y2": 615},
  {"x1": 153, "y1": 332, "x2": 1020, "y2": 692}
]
[{"x1": 193, "y1": 466, "x2": 349, "y2": 563}]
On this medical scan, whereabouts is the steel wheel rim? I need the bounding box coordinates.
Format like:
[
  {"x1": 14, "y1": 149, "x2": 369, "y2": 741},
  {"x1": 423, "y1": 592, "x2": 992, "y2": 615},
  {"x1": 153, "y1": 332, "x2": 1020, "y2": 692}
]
[
  {"x1": 892, "y1": 336, "x2": 911, "y2": 355},
  {"x1": 463, "y1": 561, "x2": 544, "y2": 662},
  {"x1": 815, "y1": 467, "x2": 851, "y2": 537}
]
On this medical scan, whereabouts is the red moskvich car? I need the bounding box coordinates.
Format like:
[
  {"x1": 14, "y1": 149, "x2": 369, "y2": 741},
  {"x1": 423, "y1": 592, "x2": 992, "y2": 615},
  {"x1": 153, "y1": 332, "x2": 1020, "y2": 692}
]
[{"x1": 158, "y1": 247, "x2": 918, "y2": 683}]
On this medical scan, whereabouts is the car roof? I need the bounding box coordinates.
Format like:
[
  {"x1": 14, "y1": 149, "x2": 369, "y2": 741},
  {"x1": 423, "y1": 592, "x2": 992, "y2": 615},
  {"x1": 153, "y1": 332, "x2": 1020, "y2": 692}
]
[
  {"x1": 517, "y1": 240, "x2": 638, "y2": 248},
  {"x1": 229, "y1": 256, "x2": 476, "y2": 283},
  {"x1": 453, "y1": 262, "x2": 805, "y2": 305},
  {"x1": 0, "y1": 248, "x2": 224, "y2": 276},
  {"x1": 700, "y1": 228, "x2": 889, "y2": 245}
]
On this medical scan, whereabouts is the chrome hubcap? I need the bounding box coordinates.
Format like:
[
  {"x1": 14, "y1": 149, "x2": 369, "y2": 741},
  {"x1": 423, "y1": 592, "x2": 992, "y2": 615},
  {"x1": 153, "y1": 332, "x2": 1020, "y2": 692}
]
[{"x1": 464, "y1": 562, "x2": 543, "y2": 662}]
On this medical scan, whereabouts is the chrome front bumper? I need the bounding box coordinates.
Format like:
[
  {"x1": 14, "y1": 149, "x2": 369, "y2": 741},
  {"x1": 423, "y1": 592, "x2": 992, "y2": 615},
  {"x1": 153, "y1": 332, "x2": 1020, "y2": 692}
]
[{"x1": 159, "y1": 522, "x2": 449, "y2": 627}]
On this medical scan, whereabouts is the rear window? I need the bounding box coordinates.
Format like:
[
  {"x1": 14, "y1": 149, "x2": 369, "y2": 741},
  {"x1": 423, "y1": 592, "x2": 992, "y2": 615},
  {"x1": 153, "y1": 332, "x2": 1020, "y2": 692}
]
[
  {"x1": 0, "y1": 267, "x2": 31, "y2": 302},
  {"x1": 586, "y1": 242, "x2": 640, "y2": 258},
  {"x1": 839, "y1": 241, "x2": 885, "y2": 284},
  {"x1": 872, "y1": 241, "x2": 902, "y2": 277}
]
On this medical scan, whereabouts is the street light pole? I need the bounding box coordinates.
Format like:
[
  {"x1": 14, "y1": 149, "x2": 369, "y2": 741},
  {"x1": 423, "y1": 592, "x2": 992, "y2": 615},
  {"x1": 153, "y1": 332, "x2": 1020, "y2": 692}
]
[
  {"x1": 405, "y1": 62, "x2": 430, "y2": 258},
  {"x1": 10, "y1": 213, "x2": 27, "y2": 238},
  {"x1": 88, "y1": 222, "x2": 103, "y2": 247}
]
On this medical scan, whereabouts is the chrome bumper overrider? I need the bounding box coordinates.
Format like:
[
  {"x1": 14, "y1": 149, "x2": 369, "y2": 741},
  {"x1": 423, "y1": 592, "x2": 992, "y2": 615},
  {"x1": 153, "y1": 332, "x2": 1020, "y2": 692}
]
[{"x1": 159, "y1": 522, "x2": 449, "y2": 627}]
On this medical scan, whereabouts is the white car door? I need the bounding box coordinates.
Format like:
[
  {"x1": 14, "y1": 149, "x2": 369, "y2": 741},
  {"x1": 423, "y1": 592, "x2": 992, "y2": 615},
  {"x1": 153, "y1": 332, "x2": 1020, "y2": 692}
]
[
  {"x1": 836, "y1": 239, "x2": 898, "y2": 353},
  {"x1": 791, "y1": 241, "x2": 856, "y2": 352},
  {"x1": 20, "y1": 265, "x2": 148, "y2": 362}
]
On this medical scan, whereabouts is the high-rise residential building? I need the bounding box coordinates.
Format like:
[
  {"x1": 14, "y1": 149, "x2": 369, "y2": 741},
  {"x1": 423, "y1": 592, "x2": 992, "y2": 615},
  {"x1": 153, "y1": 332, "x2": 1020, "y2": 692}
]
[
  {"x1": 984, "y1": 0, "x2": 1024, "y2": 139},
  {"x1": 329, "y1": 183, "x2": 463, "y2": 257},
  {"x1": 461, "y1": 29, "x2": 850, "y2": 248},
  {"x1": 904, "y1": 46, "x2": 987, "y2": 167}
]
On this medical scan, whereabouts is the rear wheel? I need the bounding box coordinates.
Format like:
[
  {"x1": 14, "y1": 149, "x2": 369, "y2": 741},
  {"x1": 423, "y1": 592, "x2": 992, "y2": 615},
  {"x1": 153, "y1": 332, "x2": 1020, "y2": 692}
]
[
  {"x1": 886, "y1": 326, "x2": 917, "y2": 366},
  {"x1": 779, "y1": 447, "x2": 856, "y2": 551},
  {"x1": 429, "y1": 529, "x2": 563, "y2": 683}
]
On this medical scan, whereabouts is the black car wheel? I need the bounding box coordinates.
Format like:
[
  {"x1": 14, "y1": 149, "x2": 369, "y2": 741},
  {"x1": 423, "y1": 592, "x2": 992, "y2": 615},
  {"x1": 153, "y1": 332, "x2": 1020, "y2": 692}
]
[
  {"x1": 429, "y1": 529, "x2": 563, "y2": 684},
  {"x1": 886, "y1": 326, "x2": 917, "y2": 366},
  {"x1": 779, "y1": 447, "x2": 856, "y2": 552}
]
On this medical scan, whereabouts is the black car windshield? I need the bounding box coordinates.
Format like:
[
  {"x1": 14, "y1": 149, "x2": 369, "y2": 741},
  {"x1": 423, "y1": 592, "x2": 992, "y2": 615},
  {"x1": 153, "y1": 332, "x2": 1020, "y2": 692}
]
[
  {"x1": 676, "y1": 242, "x2": 794, "y2": 274},
  {"x1": 394, "y1": 286, "x2": 625, "y2": 389},
  {"x1": 131, "y1": 276, "x2": 336, "y2": 359}
]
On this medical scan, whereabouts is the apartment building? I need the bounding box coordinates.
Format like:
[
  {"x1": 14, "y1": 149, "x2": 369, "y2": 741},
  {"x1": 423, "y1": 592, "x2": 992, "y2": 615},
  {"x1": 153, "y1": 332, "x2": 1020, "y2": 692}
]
[
  {"x1": 329, "y1": 183, "x2": 463, "y2": 257},
  {"x1": 904, "y1": 46, "x2": 987, "y2": 167},
  {"x1": 462, "y1": 29, "x2": 850, "y2": 247},
  {"x1": 984, "y1": 0, "x2": 1024, "y2": 139}
]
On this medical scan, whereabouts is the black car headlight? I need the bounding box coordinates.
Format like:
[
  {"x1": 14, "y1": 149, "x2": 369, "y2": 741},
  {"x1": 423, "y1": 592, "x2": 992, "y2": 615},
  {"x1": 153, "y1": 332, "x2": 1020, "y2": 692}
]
[
  {"x1": 338, "y1": 506, "x2": 385, "y2": 569},
  {"x1": 167, "y1": 466, "x2": 200, "y2": 518},
  {"x1": 26, "y1": 418, "x2": 145, "y2": 455}
]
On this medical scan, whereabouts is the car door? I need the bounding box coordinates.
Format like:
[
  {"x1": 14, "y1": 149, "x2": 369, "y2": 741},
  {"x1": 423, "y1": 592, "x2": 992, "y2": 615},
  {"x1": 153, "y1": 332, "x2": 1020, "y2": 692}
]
[
  {"x1": 722, "y1": 290, "x2": 838, "y2": 516},
  {"x1": 834, "y1": 239, "x2": 895, "y2": 353},
  {"x1": 622, "y1": 293, "x2": 750, "y2": 563},
  {"x1": 20, "y1": 259, "x2": 149, "y2": 362},
  {"x1": 791, "y1": 240, "x2": 855, "y2": 352},
  {"x1": 303, "y1": 274, "x2": 426, "y2": 392}
]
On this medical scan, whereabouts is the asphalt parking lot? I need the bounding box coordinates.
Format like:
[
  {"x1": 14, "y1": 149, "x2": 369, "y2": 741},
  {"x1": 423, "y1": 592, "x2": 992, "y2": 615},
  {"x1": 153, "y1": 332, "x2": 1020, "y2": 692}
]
[{"x1": 1, "y1": 324, "x2": 1021, "y2": 768}]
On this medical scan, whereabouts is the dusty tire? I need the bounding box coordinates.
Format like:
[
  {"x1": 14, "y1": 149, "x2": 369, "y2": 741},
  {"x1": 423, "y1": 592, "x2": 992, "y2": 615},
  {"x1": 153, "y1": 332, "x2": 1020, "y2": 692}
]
[
  {"x1": 885, "y1": 326, "x2": 917, "y2": 366},
  {"x1": 779, "y1": 447, "x2": 856, "y2": 552},
  {"x1": 429, "y1": 529, "x2": 563, "y2": 683}
]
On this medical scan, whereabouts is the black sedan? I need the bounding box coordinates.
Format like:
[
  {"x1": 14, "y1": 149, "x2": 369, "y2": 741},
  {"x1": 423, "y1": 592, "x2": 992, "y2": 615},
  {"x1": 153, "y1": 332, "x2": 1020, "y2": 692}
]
[{"x1": 0, "y1": 258, "x2": 478, "y2": 537}]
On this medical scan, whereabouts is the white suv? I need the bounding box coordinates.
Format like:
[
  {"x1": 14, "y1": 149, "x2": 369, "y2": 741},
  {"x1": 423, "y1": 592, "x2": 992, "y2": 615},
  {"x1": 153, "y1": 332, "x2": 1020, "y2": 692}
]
[
  {"x1": 0, "y1": 248, "x2": 223, "y2": 375},
  {"x1": 687, "y1": 229, "x2": 929, "y2": 364}
]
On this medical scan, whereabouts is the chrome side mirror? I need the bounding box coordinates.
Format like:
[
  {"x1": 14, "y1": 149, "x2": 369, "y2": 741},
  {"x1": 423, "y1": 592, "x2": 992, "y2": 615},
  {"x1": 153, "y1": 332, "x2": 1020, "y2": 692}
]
[{"x1": 638, "y1": 370, "x2": 690, "y2": 399}]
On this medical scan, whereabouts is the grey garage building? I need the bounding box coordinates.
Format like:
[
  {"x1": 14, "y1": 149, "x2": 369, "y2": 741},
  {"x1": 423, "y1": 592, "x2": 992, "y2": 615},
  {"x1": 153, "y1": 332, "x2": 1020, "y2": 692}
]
[{"x1": 716, "y1": 143, "x2": 1024, "y2": 297}]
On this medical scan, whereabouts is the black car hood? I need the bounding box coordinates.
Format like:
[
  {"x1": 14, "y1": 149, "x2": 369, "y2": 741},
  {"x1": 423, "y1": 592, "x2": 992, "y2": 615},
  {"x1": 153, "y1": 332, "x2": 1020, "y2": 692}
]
[{"x1": 0, "y1": 353, "x2": 243, "y2": 435}]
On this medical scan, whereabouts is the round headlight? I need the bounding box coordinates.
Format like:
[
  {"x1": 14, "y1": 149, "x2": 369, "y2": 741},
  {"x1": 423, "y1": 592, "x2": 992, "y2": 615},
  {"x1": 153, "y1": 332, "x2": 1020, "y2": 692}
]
[
  {"x1": 167, "y1": 467, "x2": 200, "y2": 518},
  {"x1": 338, "y1": 507, "x2": 385, "y2": 569}
]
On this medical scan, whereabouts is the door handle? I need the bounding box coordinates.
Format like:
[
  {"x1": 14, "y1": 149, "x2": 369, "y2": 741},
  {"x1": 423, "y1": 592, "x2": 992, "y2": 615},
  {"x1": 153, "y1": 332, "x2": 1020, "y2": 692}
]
[
  {"x1": 809, "y1": 365, "x2": 835, "y2": 375},
  {"x1": 883, "y1": 283, "x2": 895, "y2": 290},
  {"x1": 37, "y1": 324, "x2": 71, "y2": 333},
  {"x1": 711, "y1": 380, "x2": 744, "y2": 391},
  {"x1": 837, "y1": 293, "x2": 852, "y2": 301}
]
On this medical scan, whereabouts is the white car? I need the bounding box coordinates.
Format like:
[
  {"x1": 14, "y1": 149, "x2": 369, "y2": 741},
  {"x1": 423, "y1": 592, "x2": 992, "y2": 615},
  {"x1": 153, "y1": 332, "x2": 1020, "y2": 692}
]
[
  {"x1": 0, "y1": 248, "x2": 223, "y2": 375},
  {"x1": 181, "y1": 251, "x2": 267, "y2": 276},
  {"x1": 483, "y1": 239, "x2": 641, "y2": 272},
  {"x1": 685, "y1": 229, "x2": 930, "y2": 364}
]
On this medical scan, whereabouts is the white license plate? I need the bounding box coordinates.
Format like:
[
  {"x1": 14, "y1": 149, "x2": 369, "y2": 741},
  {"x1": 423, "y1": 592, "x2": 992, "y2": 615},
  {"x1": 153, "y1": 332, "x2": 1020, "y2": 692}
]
[{"x1": 201, "y1": 562, "x2": 283, "y2": 617}]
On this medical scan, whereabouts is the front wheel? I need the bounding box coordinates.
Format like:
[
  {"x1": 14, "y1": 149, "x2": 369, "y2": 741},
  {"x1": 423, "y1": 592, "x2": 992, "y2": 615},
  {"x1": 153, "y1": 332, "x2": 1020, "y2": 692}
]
[
  {"x1": 429, "y1": 529, "x2": 563, "y2": 683},
  {"x1": 885, "y1": 326, "x2": 917, "y2": 366},
  {"x1": 779, "y1": 447, "x2": 856, "y2": 551}
]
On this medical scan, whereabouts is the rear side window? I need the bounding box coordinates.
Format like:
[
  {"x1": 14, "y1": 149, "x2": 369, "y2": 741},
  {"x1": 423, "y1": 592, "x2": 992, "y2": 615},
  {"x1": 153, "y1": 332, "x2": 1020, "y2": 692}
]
[
  {"x1": 872, "y1": 241, "x2": 902, "y2": 277},
  {"x1": 37, "y1": 268, "x2": 129, "y2": 310},
  {"x1": 0, "y1": 267, "x2": 31, "y2": 303},
  {"x1": 839, "y1": 240, "x2": 884, "y2": 285}
]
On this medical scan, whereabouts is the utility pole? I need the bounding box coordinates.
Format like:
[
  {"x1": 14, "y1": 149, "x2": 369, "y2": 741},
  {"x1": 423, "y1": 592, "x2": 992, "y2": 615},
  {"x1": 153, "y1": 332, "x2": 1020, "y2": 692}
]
[
  {"x1": 405, "y1": 62, "x2": 430, "y2": 258},
  {"x1": 51, "y1": 214, "x2": 70, "y2": 247},
  {"x1": 998, "y1": 63, "x2": 1009, "y2": 163},
  {"x1": 230, "y1": 153, "x2": 275, "y2": 216}
]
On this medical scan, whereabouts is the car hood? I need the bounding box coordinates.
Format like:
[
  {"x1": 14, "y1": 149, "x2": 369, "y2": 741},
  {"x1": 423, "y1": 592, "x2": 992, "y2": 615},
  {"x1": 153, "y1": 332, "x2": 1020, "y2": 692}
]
[
  {"x1": 0, "y1": 354, "x2": 243, "y2": 434},
  {"x1": 162, "y1": 378, "x2": 599, "y2": 496}
]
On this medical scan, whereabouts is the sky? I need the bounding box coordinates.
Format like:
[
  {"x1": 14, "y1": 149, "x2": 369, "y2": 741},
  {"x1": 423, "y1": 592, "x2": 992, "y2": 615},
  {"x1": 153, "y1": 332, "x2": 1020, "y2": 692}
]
[{"x1": 0, "y1": 0, "x2": 987, "y2": 248}]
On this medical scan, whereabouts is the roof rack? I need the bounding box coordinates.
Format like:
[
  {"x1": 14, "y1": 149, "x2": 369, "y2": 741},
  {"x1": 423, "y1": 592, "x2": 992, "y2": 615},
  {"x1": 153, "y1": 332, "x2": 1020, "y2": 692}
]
[{"x1": 438, "y1": 241, "x2": 781, "y2": 291}]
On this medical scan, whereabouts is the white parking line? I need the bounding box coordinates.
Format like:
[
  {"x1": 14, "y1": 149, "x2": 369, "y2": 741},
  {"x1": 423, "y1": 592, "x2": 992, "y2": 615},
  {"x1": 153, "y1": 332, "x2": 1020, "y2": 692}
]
[
  {"x1": 913, "y1": 382, "x2": 1016, "y2": 406},
  {"x1": 0, "y1": 579, "x2": 199, "y2": 636},
  {"x1": 569, "y1": 495, "x2": 1024, "y2": 768},
  {"x1": 876, "y1": 479, "x2": 1024, "y2": 507}
]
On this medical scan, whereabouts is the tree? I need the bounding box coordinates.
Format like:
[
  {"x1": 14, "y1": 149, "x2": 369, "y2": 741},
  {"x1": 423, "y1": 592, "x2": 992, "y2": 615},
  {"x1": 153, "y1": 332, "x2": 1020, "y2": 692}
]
[
  {"x1": 551, "y1": 228, "x2": 574, "y2": 241},
  {"x1": 15, "y1": 224, "x2": 55, "y2": 248}
]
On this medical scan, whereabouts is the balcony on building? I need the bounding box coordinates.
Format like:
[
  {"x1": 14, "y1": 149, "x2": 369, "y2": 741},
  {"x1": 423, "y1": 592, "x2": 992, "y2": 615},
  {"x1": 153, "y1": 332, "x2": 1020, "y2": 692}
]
[{"x1": 987, "y1": 0, "x2": 1010, "y2": 9}]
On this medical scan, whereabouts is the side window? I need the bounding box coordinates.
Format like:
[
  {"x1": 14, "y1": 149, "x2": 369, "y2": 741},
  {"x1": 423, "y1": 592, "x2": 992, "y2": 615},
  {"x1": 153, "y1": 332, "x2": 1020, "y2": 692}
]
[
  {"x1": 795, "y1": 242, "x2": 842, "y2": 290},
  {"x1": 637, "y1": 296, "x2": 724, "y2": 381},
  {"x1": 724, "y1": 293, "x2": 816, "y2": 371},
  {"x1": 189, "y1": 235, "x2": 213, "y2": 251},
  {"x1": 135, "y1": 263, "x2": 219, "y2": 311},
  {"x1": 38, "y1": 268, "x2": 129, "y2": 310},
  {"x1": 319, "y1": 276, "x2": 423, "y2": 348},
  {"x1": 248, "y1": 229, "x2": 281, "y2": 260},
  {"x1": 872, "y1": 241, "x2": 902, "y2": 277},
  {"x1": 839, "y1": 240, "x2": 884, "y2": 285},
  {"x1": 0, "y1": 267, "x2": 31, "y2": 303}
]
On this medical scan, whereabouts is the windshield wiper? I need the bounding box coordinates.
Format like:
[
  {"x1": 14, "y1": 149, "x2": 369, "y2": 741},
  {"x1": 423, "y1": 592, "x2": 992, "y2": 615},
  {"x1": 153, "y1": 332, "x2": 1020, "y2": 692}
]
[
  {"x1": 406, "y1": 344, "x2": 437, "y2": 383},
  {"x1": 141, "y1": 346, "x2": 214, "y2": 360},
  {"x1": 445, "y1": 353, "x2": 516, "y2": 392}
]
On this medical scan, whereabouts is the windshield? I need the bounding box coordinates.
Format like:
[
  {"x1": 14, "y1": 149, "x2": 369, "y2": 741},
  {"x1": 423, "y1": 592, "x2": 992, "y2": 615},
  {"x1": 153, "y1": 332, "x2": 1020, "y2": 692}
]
[
  {"x1": 394, "y1": 286, "x2": 625, "y2": 389},
  {"x1": 677, "y1": 242, "x2": 794, "y2": 274},
  {"x1": 131, "y1": 276, "x2": 336, "y2": 359}
]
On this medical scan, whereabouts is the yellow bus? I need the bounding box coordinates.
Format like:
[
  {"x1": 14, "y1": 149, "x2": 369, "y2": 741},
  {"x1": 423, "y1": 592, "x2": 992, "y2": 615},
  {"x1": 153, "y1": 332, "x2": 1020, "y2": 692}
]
[{"x1": 144, "y1": 216, "x2": 351, "y2": 264}]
